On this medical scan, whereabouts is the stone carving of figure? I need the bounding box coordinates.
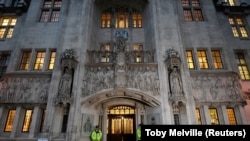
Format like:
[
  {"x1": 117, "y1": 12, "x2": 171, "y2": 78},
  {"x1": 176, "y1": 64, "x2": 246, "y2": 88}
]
[
  {"x1": 84, "y1": 117, "x2": 92, "y2": 132},
  {"x1": 62, "y1": 49, "x2": 75, "y2": 59},
  {"x1": 59, "y1": 68, "x2": 73, "y2": 96},
  {"x1": 170, "y1": 67, "x2": 182, "y2": 95}
]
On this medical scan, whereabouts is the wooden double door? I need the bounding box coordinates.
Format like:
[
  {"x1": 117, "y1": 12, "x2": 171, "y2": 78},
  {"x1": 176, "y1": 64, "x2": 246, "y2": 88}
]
[{"x1": 107, "y1": 114, "x2": 136, "y2": 141}]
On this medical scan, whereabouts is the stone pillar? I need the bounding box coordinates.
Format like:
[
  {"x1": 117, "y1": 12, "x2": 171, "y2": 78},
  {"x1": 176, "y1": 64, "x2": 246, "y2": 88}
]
[
  {"x1": 220, "y1": 105, "x2": 229, "y2": 124},
  {"x1": 50, "y1": 106, "x2": 64, "y2": 138},
  {"x1": 10, "y1": 106, "x2": 23, "y2": 138},
  {"x1": 29, "y1": 106, "x2": 42, "y2": 138},
  {"x1": 202, "y1": 105, "x2": 210, "y2": 125},
  {"x1": 0, "y1": 107, "x2": 5, "y2": 133},
  {"x1": 237, "y1": 104, "x2": 248, "y2": 124}
]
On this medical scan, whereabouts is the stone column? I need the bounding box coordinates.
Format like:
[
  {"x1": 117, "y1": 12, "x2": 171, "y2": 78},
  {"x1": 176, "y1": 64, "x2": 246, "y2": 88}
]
[
  {"x1": 0, "y1": 107, "x2": 5, "y2": 133},
  {"x1": 10, "y1": 106, "x2": 23, "y2": 138},
  {"x1": 220, "y1": 105, "x2": 229, "y2": 124},
  {"x1": 202, "y1": 105, "x2": 210, "y2": 125},
  {"x1": 29, "y1": 106, "x2": 42, "y2": 138},
  {"x1": 236, "y1": 104, "x2": 248, "y2": 124}
]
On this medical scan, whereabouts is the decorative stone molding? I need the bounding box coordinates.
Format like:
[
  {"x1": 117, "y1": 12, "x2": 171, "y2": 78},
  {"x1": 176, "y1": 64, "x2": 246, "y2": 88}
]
[
  {"x1": 164, "y1": 48, "x2": 181, "y2": 70},
  {"x1": 54, "y1": 96, "x2": 73, "y2": 106},
  {"x1": 61, "y1": 49, "x2": 78, "y2": 70}
]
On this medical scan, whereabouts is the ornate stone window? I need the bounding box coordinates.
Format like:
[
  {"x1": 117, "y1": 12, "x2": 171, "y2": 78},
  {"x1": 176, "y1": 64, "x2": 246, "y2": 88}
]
[
  {"x1": 22, "y1": 109, "x2": 33, "y2": 132},
  {"x1": 34, "y1": 51, "x2": 46, "y2": 70},
  {"x1": 100, "y1": 44, "x2": 111, "y2": 63},
  {"x1": 19, "y1": 51, "x2": 32, "y2": 70},
  {"x1": 133, "y1": 44, "x2": 143, "y2": 63},
  {"x1": 48, "y1": 50, "x2": 56, "y2": 70},
  {"x1": 235, "y1": 52, "x2": 250, "y2": 80},
  {"x1": 0, "y1": 17, "x2": 17, "y2": 39},
  {"x1": 4, "y1": 109, "x2": 16, "y2": 132},
  {"x1": 209, "y1": 108, "x2": 219, "y2": 125},
  {"x1": 132, "y1": 9, "x2": 142, "y2": 28},
  {"x1": 101, "y1": 13, "x2": 111, "y2": 28},
  {"x1": 108, "y1": 106, "x2": 135, "y2": 115},
  {"x1": 197, "y1": 50, "x2": 209, "y2": 69},
  {"x1": 226, "y1": 108, "x2": 237, "y2": 125},
  {"x1": 181, "y1": 0, "x2": 204, "y2": 21},
  {"x1": 101, "y1": 7, "x2": 143, "y2": 28},
  {"x1": 228, "y1": 16, "x2": 249, "y2": 38},
  {"x1": 39, "y1": 0, "x2": 62, "y2": 22},
  {"x1": 211, "y1": 50, "x2": 224, "y2": 69},
  {"x1": 186, "y1": 50, "x2": 195, "y2": 69}
]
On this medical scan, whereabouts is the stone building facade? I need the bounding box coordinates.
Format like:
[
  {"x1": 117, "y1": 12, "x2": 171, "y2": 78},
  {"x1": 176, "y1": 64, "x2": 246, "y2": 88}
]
[{"x1": 0, "y1": 0, "x2": 250, "y2": 141}]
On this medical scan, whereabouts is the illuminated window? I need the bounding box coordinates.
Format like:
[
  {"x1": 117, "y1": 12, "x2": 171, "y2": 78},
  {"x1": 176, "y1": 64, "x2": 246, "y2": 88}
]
[
  {"x1": 4, "y1": 110, "x2": 16, "y2": 132},
  {"x1": 134, "y1": 44, "x2": 143, "y2": 63},
  {"x1": 48, "y1": 51, "x2": 56, "y2": 70},
  {"x1": 225, "y1": 0, "x2": 236, "y2": 6},
  {"x1": 227, "y1": 108, "x2": 237, "y2": 125},
  {"x1": 133, "y1": 44, "x2": 143, "y2": 51},
  {"x1": 34, "y1": 51, "x2": 46, "y2": 70},
  {"x1": 114, "y1": 7, "x2": 129, "y2": 28},
  {"x1": 228, "y1": 16, "x2": 249, "y2": 38},
  {"x1": 209, "y1": 108, "x2": 219, "y2": 125},
  {"x1": 0, "y1": 17, "x2": 17, "y2": 39},
  {"x1": 132, "y1": 12, "x2": 142, "y2": 28},
  {"x1": 22, "y1": 110, "x2": 33, "y2": 132},
  {"x1": 182, "y1": 0, "x2": 203, "y2": 21},
  {"x1": 116, "y1": 14, "x2": 128, "y2": 28},
  {"x1": 197, "y1": 50, "x2": 209, "y2": 69},
  {"x1": 101, "y1": 7, "x2": 142, "y2": 29},
  {"x1": 40, "y1": 0, "x2": 62, "y2": 22},
  {"x1": 196, "y1": 108, "x2": 202, "y2": 125},
  {"x1": 100, "y1": 44, "x2": 110, "y2": 63},
  {"x1": 108, "y1": 106, "x2": 135, "y2": 115},
  {"x1": 19, "y1": 51, "x2": 31, "y2": 70},
  {"x1": 186, "y1": 50, "x2": 195, "y2": 69},
  {"x1": 235, "y1": 53, "x2": 250, "y2": 80},
  {"x1": 212, "y1": 50, "x2": 223, "y2": 69},
  {"x1": 0, "y1": 53, "x2": 10, "y2": 80},
  {"x1": 101, "y1": 13, "x2": 111, "y2": 28}
]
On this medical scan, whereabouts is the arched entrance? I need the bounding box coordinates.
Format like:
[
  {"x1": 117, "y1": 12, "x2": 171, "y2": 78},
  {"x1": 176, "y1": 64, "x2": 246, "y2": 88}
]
[{"x1": 107, "y1": 105, "x2": 136, "y2": 141}]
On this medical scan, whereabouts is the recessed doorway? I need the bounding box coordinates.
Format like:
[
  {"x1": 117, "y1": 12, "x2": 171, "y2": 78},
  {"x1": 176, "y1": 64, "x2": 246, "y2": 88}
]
[{"x1": 107, "y1": 105, "x2": 136, "y2": 141}]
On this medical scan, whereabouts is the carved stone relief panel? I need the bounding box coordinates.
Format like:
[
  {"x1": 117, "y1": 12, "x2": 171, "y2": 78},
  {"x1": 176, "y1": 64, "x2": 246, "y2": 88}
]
[
  {"x1": 81, "y1": 66, "x2": 115, "y2": 97},
  {"x1": 81, "y1": 64, "x2": 160, "y2": 97},
  {"x1": 191, "y1": 75, "x2": 244, "y2": 102},
  {"x1": 0, "y1": 76, "x2": 51, "y2": 103},
  {"x1": 81, "y1": 113, "x2": 94, "y2": 136},
  {"x1": 126, "y1": 65, "x2": 160, "y2": 96}
]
